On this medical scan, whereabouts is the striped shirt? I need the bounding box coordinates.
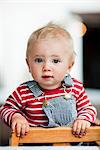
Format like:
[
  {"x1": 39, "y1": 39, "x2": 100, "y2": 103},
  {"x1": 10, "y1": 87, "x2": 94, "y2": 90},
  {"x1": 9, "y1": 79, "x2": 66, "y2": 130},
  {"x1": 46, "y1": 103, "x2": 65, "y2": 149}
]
[{"x1": 0, "y1": 78, "x2": 97, "y2": 126}]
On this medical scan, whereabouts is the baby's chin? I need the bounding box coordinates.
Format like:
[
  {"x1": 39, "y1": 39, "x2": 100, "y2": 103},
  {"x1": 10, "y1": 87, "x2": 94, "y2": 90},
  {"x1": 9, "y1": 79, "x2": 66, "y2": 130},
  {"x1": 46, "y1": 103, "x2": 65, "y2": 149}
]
[{"x1": 39, "y1": 82, "x2": 61, "y2": 90}]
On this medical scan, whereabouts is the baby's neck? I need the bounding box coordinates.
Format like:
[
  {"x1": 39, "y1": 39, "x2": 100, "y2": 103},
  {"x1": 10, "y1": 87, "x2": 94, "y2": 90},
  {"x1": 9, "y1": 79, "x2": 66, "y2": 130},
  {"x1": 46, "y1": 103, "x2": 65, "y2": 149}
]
[{"x1": 39, "y1": 83, "x2": 62, "y2": 91}]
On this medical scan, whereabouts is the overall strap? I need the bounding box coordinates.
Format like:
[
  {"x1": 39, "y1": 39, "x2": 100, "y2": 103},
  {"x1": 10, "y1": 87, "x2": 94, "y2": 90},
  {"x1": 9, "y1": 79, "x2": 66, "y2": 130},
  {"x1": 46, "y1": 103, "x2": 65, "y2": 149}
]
[
  {"x1": 63, "y1": 74, "x2": 74, "y2": 87},
  {"x1": 27, "y1": 80, "x2": 43, "y2": 98}
]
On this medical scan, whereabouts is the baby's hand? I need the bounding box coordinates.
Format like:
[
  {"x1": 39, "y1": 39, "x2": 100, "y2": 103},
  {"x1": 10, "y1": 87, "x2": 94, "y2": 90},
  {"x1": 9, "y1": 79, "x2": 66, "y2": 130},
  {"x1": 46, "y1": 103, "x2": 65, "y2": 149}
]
[
  {"x1": 72, "y1": 119, "x2": 91, "y2": 138},
  {"x1": 11, "y1": 113, "x2": 29, "y2": 137}
]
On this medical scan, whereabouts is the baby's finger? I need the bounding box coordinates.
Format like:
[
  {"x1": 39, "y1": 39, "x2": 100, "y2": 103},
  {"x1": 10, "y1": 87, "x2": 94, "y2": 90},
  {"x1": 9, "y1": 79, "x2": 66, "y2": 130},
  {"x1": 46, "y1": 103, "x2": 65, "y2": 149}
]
[
  {"x1": 80, "y1": 122, "x2": 87, "y2": 134},
  {"x1": 11, "y1": 121, "x2": 17, "y2": 133},
  {"x1": 72, "y1": 121, "x2": 78, "y2": 134},
  {"x1": 21, "y1": 124, "x2": 26, "y2": 137},
  {"x1": 75, "y1": 122, "x2": 82, "y2": 135},
  {"x1": 78, "y1": 131, "x2": 86, "y2": 138},
  {"x1": 25, "y1": 124, "x2": 29, "y2": 135},
  {"x1": 16, "y1": 123, "x2": 22, "y2": 137}
]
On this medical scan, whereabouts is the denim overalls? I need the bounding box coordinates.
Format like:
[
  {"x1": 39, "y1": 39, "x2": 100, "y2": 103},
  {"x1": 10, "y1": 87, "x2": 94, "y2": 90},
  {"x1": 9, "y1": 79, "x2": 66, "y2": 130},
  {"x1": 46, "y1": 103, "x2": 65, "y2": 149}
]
[
  {"x1": 27, "y1": 75, "x2": 77, "y2": 127},
  {"x1": 27, "y1": 76, "x2": 95, "y2": 146}
]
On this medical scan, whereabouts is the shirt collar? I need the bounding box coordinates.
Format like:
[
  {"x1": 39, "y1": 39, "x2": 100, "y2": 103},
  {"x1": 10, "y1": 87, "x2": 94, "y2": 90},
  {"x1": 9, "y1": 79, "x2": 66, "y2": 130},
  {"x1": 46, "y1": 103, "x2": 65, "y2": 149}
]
[{"x1": 27, "y1": 74, "x2": 73, "y2": 98}]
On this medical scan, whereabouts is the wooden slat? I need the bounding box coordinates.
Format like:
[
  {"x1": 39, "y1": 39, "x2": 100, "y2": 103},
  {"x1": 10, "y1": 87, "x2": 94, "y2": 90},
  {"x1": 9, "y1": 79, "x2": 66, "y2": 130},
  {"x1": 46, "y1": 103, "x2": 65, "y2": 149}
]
[{"x1": 9, "y1": 126, "x2": 100, "y2": 146}]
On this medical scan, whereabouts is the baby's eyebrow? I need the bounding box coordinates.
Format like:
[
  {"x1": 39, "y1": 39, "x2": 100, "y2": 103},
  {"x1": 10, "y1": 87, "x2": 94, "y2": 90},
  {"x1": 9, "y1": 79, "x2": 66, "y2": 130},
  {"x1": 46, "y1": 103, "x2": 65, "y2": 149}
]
[
  {"x1": 51, "y1": 55, "x2": 60, "y2": 57},
  {"x1": 51, "y1": 56, "x2": 61, "y2": 59},
  {"x1": 34, "y1": 55, "x2": 45, "y2": 58}
]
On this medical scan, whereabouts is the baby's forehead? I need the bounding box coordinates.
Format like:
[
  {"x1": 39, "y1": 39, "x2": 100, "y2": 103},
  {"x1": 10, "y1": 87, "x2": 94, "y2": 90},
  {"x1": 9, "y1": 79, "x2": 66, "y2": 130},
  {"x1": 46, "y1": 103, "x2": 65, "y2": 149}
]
[
  {"x1": 28, "y1": 34, "x2": 72, "y2": 51},
  {"x1": 29, "y1": 29, "x2": 71, "y2": 43},
  {"x1": 27, "y1": 38, "x2": 74, "y2": 58},
  {"x1": 28, "y1": 37, "x2": 72, "y2": 52},
  {"x1": 29, "y1": 36, "x2": 72, "y2": 52}
]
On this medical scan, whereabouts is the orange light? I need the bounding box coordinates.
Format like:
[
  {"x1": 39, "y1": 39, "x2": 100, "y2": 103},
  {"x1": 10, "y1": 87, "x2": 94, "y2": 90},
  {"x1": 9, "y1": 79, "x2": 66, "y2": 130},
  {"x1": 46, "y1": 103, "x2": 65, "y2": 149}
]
[{"x1": 81, "y1": 22, "x2": 87, "y2": 37}]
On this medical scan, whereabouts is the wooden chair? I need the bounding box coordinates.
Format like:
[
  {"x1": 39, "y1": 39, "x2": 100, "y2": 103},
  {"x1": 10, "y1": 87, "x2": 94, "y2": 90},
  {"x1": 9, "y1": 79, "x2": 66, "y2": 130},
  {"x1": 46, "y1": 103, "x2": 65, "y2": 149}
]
[{"x1": 9, "y1": 126, "x2": 100, "y2": 146}]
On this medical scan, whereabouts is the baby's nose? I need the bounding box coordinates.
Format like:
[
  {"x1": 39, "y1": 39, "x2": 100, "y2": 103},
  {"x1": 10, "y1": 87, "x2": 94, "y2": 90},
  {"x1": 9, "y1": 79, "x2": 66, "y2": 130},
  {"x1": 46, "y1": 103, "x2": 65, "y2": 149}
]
[{"x1": 42, "y1": 62, "x2": 51, "y2": 71}]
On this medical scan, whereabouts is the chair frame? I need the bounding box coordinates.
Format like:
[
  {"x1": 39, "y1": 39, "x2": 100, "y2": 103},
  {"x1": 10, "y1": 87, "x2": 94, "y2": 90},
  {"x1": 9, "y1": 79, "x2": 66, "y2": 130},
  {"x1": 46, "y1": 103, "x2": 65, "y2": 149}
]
[{"x1": 9, "y1": 126, "x2": 100, "y2": 146}]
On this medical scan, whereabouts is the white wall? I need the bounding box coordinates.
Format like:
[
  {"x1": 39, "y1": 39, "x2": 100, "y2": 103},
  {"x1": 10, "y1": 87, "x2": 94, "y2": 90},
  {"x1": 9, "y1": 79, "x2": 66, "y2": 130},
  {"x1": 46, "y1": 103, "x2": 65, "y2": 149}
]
[{"x1": 0, "y1": 1, "x2": 100, "y2": 103}]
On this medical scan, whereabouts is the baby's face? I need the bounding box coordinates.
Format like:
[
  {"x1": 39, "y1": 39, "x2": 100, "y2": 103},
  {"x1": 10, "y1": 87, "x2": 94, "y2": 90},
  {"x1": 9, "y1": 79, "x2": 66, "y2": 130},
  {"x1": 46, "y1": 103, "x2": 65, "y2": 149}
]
[{"x1": 27, "y1": 38, "x2": 72, "y2": 89}]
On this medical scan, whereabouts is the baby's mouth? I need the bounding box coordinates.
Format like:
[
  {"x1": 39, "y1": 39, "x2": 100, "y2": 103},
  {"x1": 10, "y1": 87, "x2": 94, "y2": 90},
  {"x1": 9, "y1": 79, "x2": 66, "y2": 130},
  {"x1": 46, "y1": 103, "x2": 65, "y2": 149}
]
[{"x1": 42, "y1": 75, "x2": 53, "y2": 79}]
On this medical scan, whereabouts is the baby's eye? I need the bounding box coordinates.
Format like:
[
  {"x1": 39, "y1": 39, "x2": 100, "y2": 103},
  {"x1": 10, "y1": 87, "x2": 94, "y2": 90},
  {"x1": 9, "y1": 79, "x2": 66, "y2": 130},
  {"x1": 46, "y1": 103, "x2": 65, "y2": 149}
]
[
  {"x1": 34, "y1": 58, "x2": 43, "y2": 63},
  {"x1": 52, "y1": 59, "x2": 61, "y2": 64}
]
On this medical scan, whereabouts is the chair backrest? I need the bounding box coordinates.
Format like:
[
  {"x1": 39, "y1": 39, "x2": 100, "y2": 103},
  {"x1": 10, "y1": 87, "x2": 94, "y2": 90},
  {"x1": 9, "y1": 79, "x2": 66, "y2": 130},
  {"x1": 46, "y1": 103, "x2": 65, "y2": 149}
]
[{"x1": 9, "y1": 126, "x2": 100, "y2": 146}]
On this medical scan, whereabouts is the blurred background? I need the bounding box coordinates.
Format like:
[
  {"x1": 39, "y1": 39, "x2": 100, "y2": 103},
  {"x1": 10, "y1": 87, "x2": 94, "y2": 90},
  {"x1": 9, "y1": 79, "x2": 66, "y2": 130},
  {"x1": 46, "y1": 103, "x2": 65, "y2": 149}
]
[{"x1": 0, "y1": 0, "x2": 100, "y2": 145}]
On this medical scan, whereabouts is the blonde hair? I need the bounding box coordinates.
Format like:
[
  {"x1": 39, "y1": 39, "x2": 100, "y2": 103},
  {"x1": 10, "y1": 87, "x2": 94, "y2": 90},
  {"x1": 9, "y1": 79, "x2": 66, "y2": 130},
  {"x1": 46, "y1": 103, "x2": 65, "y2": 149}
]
[{"x1": 26, "y1": 23, "x2": 76, "y2": 60}]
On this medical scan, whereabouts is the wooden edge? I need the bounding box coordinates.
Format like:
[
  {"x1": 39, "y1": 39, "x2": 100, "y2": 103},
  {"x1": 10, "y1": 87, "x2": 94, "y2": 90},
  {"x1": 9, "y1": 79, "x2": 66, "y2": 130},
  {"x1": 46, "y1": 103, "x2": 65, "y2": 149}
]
[
  {"x1": 9, "y1": 126, "x2": 100, "y2": 146},
  {"x1": 19, "y1": 126, "x2": 100, "y2": 143}
]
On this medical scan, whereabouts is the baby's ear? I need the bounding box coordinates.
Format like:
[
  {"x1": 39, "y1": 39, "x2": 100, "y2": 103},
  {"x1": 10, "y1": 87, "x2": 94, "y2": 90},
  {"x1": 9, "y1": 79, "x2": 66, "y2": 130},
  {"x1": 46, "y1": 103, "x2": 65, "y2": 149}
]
[
  {"x1": 69, "y1": 60, "x2": 75, "y2": 69},
  {"x1": 67, "y1": 61, "x2": 74, "y2": 74},
  {"x1": 26, "y1": 58, "x2": 31, "y2": 72}
]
